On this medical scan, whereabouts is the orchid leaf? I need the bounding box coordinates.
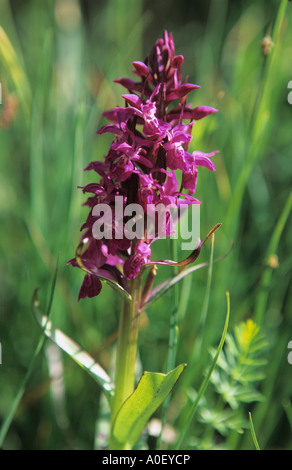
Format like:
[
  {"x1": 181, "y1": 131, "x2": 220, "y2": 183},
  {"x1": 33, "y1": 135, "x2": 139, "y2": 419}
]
[
  {"x1": 141, "y1": 262, "x2": 209, "y2": 311},
  {"x1": 143, "y1": 223, "x2": 222, "y2": 271},
  {"x1": 110, "y1": 364, "x2": 185, "y2": 450},
  {"x1": 32, "y1": 289, "x2": 115, "y2": 402},
  {"x1": 141, "y1": 242, "x2": 233, "y2": 311}
]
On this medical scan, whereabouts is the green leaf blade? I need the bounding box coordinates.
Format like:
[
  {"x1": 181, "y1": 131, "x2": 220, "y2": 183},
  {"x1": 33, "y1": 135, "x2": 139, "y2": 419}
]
[
  {"x1": 111, "y1": 364, "x2": 185, "y2": 450},
  {"x1": 32, "y1": 289, "x2": 115, "y2": 402},
  {"x1": 0, "y1": 264, "x2": 58, "y2": 449}
]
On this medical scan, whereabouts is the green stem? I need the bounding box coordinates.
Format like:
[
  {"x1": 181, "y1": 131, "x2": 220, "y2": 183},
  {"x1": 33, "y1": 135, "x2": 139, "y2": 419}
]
[{"x1": 109, "y1": 273, "x2": 143, "y2": 449}]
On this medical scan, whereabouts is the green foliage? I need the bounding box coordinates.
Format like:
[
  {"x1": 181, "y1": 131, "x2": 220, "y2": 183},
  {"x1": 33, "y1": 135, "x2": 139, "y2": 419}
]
[
  {"x1": 195, "y1": 320, "x2": 268, "y2": 444},
  {"x1": 211, "y1": 320, "x2": 268, "y2": 405},
  {"x1": 0, "y1": 0, "x2": 291, "y2": 450},
  {"x1": 249, "y1": 412, "x2": 261, "y2": 450},
  {"x1": 111, "y1": 365, "x2": 185, "y2": 450},
  {"x1": 32, "y1": 289, "x2": 115, "y2": 403},
  {"x1": 175, "y1": 291, "x2": 230, "y2": 449}
]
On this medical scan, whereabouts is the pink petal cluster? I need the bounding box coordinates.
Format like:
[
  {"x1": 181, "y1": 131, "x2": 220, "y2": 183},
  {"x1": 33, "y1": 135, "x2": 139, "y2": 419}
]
[{"x1": 68, "y1": 30, "x2": 218, "y2": 300}]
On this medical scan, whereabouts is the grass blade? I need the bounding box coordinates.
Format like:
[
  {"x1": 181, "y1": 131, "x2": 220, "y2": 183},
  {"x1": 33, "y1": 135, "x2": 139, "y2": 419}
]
[
  {"x1": 249, "y1": 411, "x2": 261, "y2": 450},
  {"x1": 225, "y1": 0, "x2": 288, "y2": 237},
  {"x1": 196, "y1": 232, "x2": 216, "y2": 356},
  {"x1": 0, "y1": 262, "x2": 58, "y2": 449},
  {"x1": 157, "y1": 238, "x2": 181, "y2": 449},
  {"x1": 254, "y1": 190, "x2": 292, "y2": 325},
  {"x1": 175, "y1": 291, "x2": 230, "y2": 450},
  {"x1": 32, "y1": 290, "x2": 115, "y2": 402},
  {"x1": 0, "y1": 26, "x2": 31, "y2": 121}
]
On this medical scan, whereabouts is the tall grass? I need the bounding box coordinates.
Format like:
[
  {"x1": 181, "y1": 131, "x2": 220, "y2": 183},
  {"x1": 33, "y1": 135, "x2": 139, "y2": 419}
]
[{"x1": 0, "y1": 0, "x2": 291, "y2": 449}]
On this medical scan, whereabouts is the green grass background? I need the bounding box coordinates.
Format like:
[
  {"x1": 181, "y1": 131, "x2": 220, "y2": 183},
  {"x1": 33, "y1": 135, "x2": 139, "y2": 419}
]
[{"x1": 0, "y1": 0, "x2": 291, "y2": 449}]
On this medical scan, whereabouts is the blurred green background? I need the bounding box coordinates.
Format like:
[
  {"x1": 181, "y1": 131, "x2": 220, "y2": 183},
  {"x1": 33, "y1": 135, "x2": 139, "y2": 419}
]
[{"x1": 0, "y1": 0, "x2": 291, "y2": 450}]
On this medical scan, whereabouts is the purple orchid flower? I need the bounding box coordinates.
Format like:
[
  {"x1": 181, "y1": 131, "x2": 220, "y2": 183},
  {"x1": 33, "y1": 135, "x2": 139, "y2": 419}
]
[{"x1": 68, "y1": 30, "x2": 218, "y2": 300}]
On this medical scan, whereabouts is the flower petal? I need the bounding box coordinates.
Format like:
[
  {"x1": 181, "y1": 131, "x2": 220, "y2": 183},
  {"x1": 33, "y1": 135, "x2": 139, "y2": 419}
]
[
  {"x1": 78, "y1": 274, "x2": 102, "y2": 301},
  {"x1": 166, "y1": 83, "x2": 200, "y2": 101},
  {"x1": 193, "y1": 150, "x2": 218, "y2": 171},
  {"x1": 190, "y1": 105, "x2": 218, "y2": 120},
  {"x1": 121, "y1": 93, "x2": 143, "y2": 109},
  {"x1": 132, "y1": 61, "x2": 151, "y2": 78}
]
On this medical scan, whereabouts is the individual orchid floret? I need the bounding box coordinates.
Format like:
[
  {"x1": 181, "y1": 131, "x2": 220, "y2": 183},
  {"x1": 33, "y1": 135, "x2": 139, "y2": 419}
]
[
  {"x1": 181, "y1": 150, "x2": 218, "y2": 194},
  {"x1": 121, "y1": 91, "x2": 171, "y2": 140},
  {"x1": 123, "y1": 241, "x2": 151, "y2": 280},
  {"x1": 163, "y1": 124, "x2": 193, "y2": 173}
]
